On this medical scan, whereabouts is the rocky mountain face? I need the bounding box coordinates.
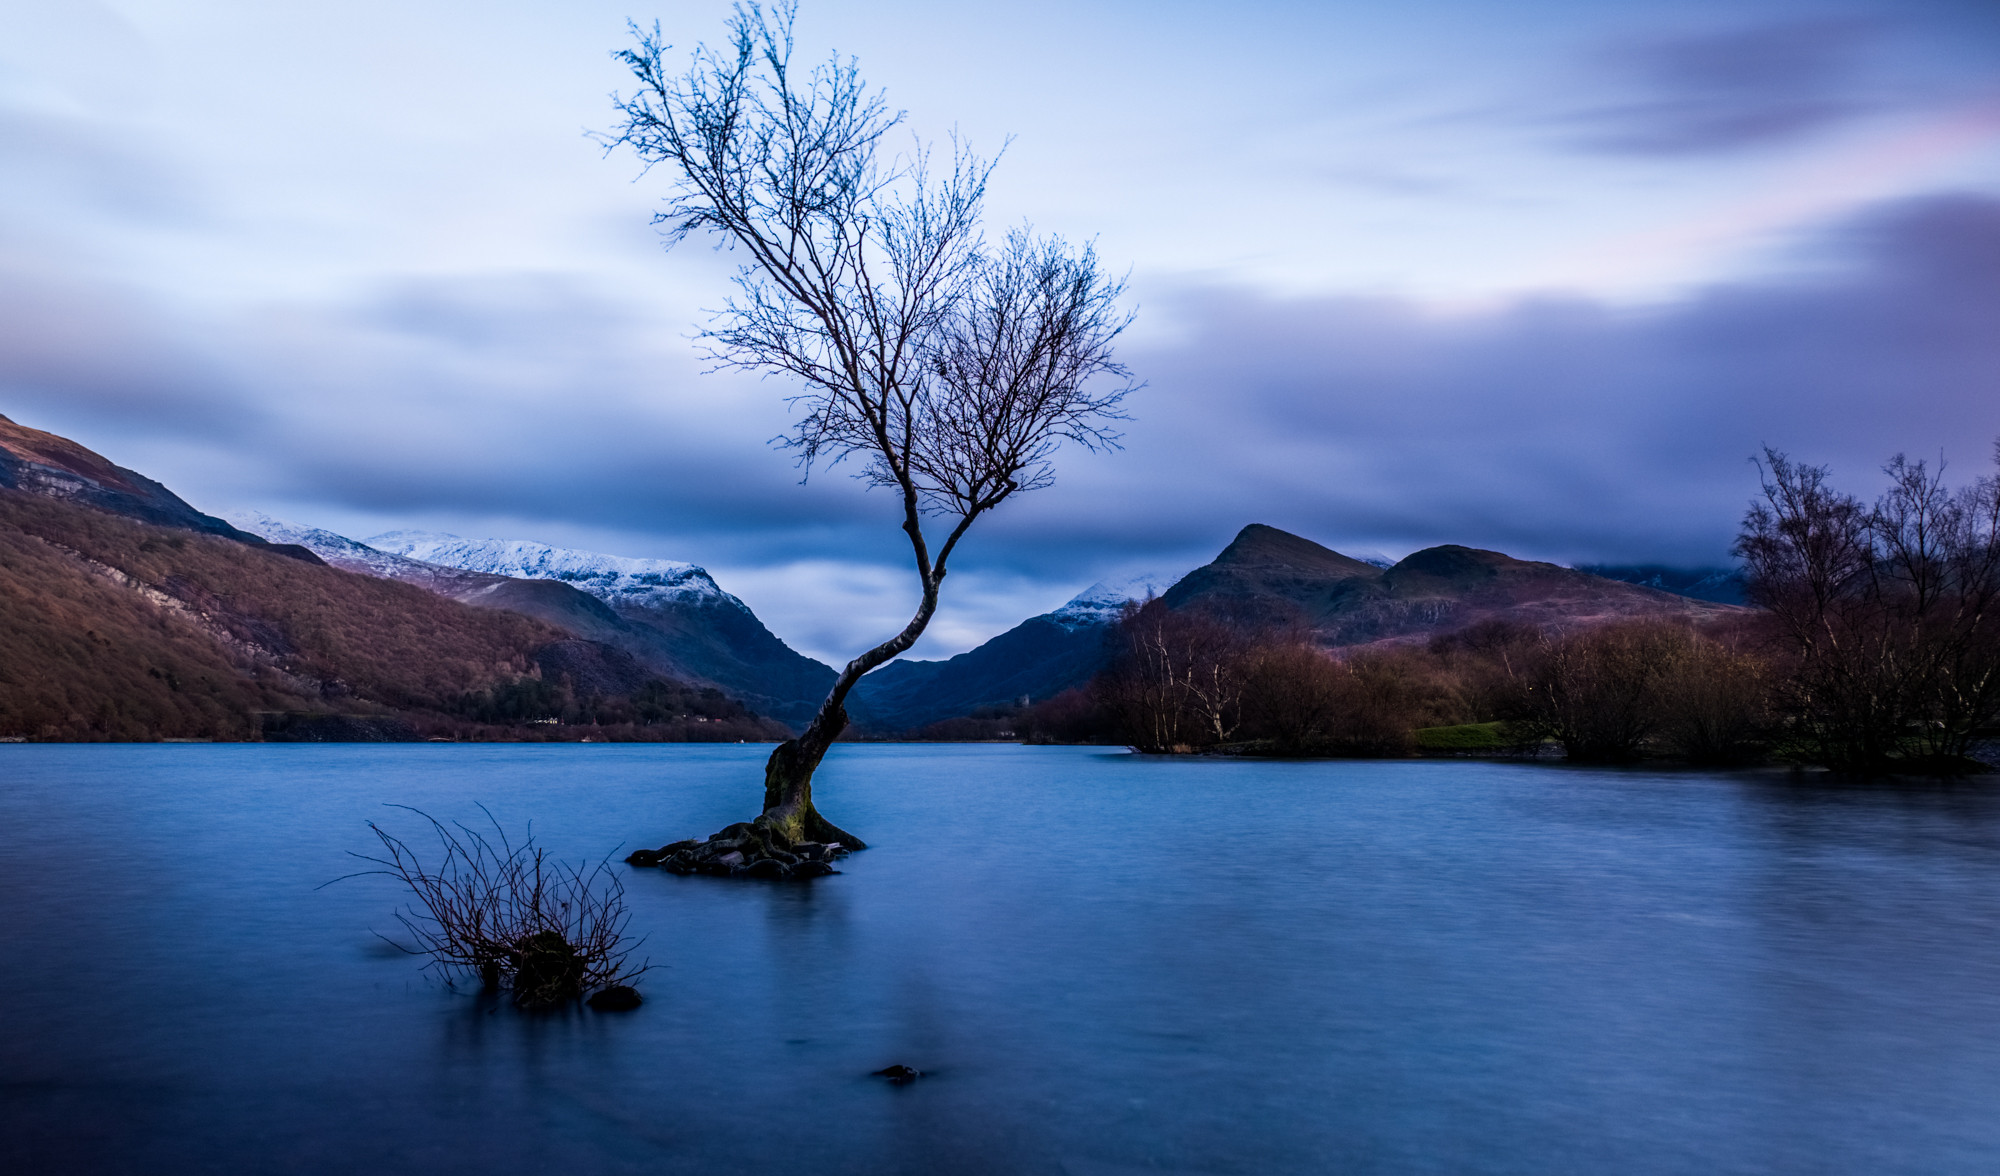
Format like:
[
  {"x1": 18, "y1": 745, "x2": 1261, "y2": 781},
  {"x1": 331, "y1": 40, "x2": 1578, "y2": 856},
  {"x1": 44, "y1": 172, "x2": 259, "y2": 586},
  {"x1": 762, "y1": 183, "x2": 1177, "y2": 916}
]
[
  {"x1": 231, "y1": 520, "x2": 837, "y2": 726},
  {"x1": 364, "y1": 533, "x2": 836, "y2": 726},
  {"x1": 0, "y1": 488, "x2": 567, "y2": 740}
]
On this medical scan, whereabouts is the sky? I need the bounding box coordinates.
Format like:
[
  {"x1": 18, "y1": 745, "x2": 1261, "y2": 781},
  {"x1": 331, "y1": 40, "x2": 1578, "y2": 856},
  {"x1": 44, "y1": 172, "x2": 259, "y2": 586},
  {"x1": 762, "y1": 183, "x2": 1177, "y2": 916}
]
[{"x1": 3, "y1": 0, "x2": 1999, "y2": 664}]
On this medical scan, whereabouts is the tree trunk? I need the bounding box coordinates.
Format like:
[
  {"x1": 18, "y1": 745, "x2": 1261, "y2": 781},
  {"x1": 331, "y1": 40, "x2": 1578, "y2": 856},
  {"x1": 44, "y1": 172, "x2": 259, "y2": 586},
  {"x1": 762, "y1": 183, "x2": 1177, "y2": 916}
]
[
  {"x1": 756, "y1": 702, "x2": 866, "y2": 849},
  {"x1": 626, "y1": 559, "x2": 946, "y2": 878}
]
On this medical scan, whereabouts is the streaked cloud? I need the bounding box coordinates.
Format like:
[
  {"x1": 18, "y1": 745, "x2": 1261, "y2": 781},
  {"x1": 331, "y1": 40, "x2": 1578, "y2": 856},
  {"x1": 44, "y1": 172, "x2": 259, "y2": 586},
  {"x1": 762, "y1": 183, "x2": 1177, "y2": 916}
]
[
  {"x1": 1, "y1": 0, "x2": 1999, "y2": 662},
  {"x1": 1563, "y1": 20, "x2": 1880, "y2": 156}
]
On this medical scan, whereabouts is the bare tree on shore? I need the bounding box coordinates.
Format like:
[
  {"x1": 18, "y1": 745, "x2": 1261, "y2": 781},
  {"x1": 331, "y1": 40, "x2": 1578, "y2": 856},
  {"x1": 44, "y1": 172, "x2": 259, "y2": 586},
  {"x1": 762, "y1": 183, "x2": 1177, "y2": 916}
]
[
  {"x1": 607, "y1": 2, "x2": 1135, "y2": 873},
  {"x1": 1736, "y1": 445, "x2": 2000, "y2": 771}
]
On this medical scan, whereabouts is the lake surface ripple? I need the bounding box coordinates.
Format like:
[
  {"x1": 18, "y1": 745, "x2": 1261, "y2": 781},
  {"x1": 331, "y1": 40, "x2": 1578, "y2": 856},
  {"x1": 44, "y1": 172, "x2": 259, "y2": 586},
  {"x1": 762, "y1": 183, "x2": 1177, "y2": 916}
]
[{"x1": 4, "y1": 744, "x2": 1999, "y2": 1174}]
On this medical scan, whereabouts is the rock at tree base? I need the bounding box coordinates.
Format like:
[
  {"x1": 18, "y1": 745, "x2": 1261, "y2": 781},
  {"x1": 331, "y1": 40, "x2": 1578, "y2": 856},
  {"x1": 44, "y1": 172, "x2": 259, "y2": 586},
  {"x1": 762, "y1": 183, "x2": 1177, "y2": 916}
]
[
  {"x1": 624, "y1": 821, "x2": 851, "y2": 880},
  {"x1": 872, "y1": 1065, "x2": 922, "y2": 1084},
  {"x1": 587, "y1": 985, "x2": 643, "y2": 1012}
]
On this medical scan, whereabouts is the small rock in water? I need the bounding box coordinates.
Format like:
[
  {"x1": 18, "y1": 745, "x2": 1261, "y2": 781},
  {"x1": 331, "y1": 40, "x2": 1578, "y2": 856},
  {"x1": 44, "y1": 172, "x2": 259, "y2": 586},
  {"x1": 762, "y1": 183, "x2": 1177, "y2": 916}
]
[
  {"x1": 587, "y1": 985, "x2": 643, "y2": 1012},
  {"x1": 872, "y1": 1064, "x2": 922, "y2": 1085}
]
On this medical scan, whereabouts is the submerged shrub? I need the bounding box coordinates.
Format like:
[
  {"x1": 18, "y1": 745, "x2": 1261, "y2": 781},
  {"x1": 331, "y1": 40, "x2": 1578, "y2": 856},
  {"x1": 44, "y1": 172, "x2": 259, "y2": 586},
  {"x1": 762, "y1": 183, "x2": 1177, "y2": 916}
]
[{"x1": 346, "y1": 806, "x2": 646, "y2": 1009}]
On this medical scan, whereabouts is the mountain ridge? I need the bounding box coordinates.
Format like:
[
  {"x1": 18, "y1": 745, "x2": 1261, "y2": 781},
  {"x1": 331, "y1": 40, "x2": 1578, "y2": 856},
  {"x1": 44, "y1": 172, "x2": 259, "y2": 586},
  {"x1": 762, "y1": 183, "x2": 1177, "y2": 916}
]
[
  {"x1": 852, "y1": 524, "x2": 1744, "y2": 732},
  {"x1": 0, "y1": 416, "x2": 326, "y2": 565},
  {"x1": 231, "y1": 517, "x2": 837, "y2": 725}
]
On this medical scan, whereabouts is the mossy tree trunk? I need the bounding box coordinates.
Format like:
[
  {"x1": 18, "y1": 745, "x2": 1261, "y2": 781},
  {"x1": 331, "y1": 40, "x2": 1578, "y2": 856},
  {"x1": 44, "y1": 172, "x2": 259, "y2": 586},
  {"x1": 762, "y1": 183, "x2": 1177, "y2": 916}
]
[
  {"x1": 753, "y1": 546, "x2": 952, "y2": 850},
  {"x1": 630, "y1": 539, "x2": 951, "y2": 876}
]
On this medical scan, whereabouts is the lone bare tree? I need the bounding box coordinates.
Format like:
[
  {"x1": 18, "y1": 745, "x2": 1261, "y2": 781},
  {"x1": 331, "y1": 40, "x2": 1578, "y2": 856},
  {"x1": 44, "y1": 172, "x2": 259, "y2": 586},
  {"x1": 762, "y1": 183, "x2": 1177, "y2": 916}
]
[{"x1": 608, "y1": 3, "x2": 1135, "y2": 876}]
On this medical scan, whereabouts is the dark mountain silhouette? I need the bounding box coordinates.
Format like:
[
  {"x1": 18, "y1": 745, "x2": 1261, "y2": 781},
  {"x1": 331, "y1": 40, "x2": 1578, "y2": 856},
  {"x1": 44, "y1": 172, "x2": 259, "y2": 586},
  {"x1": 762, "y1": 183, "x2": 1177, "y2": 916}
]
[
  {"x1": 851, "y1": 615, "x2": 1114, "y2": 733},
  {"x1": 469, "y1": 579, "x2": 835, "y2": 727},
  {"x1": 1161, "y1": 523, "x2": 1384, "y2": 629}
]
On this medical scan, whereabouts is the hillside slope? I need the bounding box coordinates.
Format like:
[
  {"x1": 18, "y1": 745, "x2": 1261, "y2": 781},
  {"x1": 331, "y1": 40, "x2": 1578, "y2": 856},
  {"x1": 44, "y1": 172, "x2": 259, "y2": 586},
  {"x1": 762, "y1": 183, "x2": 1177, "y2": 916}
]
[
  {"x1": 363, "y1": 532, "x2": 836, "y2": 725},
  {"x1": 1, "y1": 415, "x2": 320, "y2": 560},
  {"x1": 0, "y1": 420, "x2": 790, "y2": 742},
  {"x1": 0, "y1": 492, "x2": 564, "y2": 739},
  {"x1": 852, "y1": 615, "x2": 1117, "y2": 733}
]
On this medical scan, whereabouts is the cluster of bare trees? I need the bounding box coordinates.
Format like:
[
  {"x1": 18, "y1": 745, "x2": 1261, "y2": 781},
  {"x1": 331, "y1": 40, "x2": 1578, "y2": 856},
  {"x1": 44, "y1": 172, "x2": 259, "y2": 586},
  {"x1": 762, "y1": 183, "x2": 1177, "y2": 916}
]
[
  {"x1": 1077, "y1": 603, "x2": 1772, "y2": 763},
  {"x1": 1086, "y1": 600, "x2": 1471, "y2": 757},
  {"x1": 1519, "y1": 621, "x2": 1770, "y2": 764},
  {"x1": 1737, "y1": 446, "x2": 2000, "y2": 771}
]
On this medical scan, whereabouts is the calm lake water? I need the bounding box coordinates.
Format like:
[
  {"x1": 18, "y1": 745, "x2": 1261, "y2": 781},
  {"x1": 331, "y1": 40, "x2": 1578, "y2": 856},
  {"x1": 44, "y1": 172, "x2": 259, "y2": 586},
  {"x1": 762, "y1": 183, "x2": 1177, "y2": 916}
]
[{"x1": 4, "y1": 744, "x2": 2000, "y2": 1175}]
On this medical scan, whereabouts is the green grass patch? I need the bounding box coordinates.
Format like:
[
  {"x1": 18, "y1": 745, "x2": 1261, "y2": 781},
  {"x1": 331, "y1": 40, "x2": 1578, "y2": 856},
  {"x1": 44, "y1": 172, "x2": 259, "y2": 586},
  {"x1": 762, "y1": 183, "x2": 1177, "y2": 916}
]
[{"x1": 1414, "y1": 722, "x2": 1515, "y2": 751}]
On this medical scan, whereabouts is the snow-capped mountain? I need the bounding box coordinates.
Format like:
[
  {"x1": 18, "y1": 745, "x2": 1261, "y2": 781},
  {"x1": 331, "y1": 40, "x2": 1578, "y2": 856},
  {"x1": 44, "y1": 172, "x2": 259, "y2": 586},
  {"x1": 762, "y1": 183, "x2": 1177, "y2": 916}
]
[
  {"x1": 355, "y1": 532, "x2": 831, "y2": 723},
  {"x1": 365, "y1": 531, "x2": 738, "y2": 612},
  {"x1": 1045, "y1": 570, "x2": 1186, "y2": 629},
  {"x1": 229, "y1": 512, "x2": 459, "y2": 578},
  {"x1": 223, "y1": 518, "x2": 835, "y2": 724}
]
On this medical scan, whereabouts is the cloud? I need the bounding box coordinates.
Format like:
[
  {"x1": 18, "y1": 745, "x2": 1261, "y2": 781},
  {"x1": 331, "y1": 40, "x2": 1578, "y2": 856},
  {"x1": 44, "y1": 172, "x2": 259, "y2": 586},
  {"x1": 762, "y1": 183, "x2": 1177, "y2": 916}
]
[
  {"x1": 1561, "y1": 19, "x2": 1881, "y2": 155},
  {"x1": 4, "y1": 192, "x2": 1999, "y2": 659},
  {"x1": 1033, "y1": 192, "x2": 2000, "y2": 569}
]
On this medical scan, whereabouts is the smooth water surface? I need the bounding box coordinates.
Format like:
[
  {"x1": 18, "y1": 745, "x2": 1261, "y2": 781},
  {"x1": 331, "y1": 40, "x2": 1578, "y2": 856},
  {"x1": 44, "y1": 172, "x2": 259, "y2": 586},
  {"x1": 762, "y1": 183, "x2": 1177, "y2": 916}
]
[{"x1": 4, "y1": 744, "x2": 2000, "y2": 1174}]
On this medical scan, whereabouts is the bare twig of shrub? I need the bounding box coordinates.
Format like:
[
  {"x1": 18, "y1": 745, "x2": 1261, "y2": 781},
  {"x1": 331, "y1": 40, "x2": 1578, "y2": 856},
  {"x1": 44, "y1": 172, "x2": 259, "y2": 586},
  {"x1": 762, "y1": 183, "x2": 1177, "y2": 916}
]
[{"x1": 339, "y1": 805, "x2": 646, "y2": 1008}]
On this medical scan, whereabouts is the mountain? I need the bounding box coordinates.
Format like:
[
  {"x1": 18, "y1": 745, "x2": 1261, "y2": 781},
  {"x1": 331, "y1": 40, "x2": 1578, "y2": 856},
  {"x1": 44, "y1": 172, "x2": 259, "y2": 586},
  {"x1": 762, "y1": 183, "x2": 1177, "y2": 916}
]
[
  {"x1": 228, "y1": 512, "x2": 501, "y2": 593},
  {"x1": 1161, "y1": 524, "x2": 1385, "y2": 630},
  {"x1": 1160, "y1": 524, "x2": 1740, "y2": 643},
  {"x1": 850, "y1": 572, "x2": 1185, "y2": 733},
  {"x1": 359, "y1": 532, "x2": 836, "y2": 726},
  {"x1": 1573, "y1": 563, "x2": 1748, "y2": 605},
  {"x1": 1, "y1": 415, "x2": 323, "y2": 563},
  {"x1": 230, "y1": 516, "x2": 835, "y2": 725},
  {"x1": 0, "y1": 419, "x2": 785, "y2": 742},
  {"x1": 855, "y1": 525, "x2": 1743, "y2": 731},
  {"x1": 0, "y1": 485, "x2": 556, "y2": 740}
]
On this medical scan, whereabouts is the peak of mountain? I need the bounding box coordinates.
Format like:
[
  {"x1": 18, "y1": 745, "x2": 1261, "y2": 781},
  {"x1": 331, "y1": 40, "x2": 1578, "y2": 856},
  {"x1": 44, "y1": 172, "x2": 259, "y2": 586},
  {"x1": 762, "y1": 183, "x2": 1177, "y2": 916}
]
[
  {"x1": 1161, "y1": 523, "x2": 1384, "y2": 629},
  {"x1": 1384, "y1": 544, "x2": 1521, "y2": 586},
  {"x1": 365, "y1": 531, "x2": 733, "y2": 612},
  {"x1": 1, "y1": 416, "x2": 319, "y2": 562},
  {"x1": 1046, "y1": 570, "x2": 1187, "y2": 629},
  {"x1": 1162, "y1": 525, "x2": 1737, "y2": 643},
  {"x1": 1211, "y1": 523, "x2": 1384, "y2": 578}
]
